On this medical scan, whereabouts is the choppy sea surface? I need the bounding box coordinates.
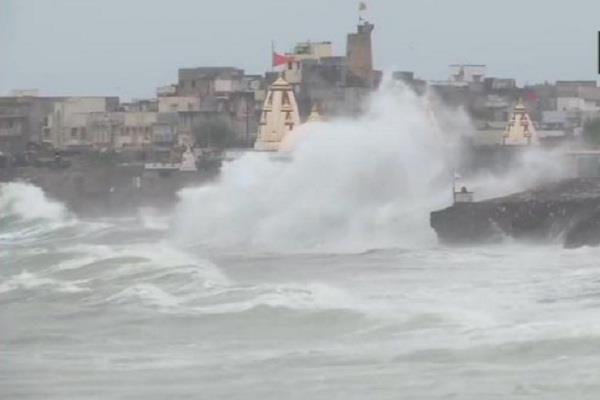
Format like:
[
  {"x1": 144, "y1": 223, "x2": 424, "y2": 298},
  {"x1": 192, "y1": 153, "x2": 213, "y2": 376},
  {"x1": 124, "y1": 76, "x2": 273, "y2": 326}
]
[{"x1": 3, "y1": 182, "x2": 600, "y2": 400}]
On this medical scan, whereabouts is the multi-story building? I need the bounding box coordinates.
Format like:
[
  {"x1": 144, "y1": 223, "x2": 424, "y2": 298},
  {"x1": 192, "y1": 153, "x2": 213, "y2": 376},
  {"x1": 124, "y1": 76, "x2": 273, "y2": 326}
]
[
  {"x1": 0, "y1": 95, "x2": 66, "y2": 154},
  {"x1": 449, "y1": 64, "x2": 487, "y2": 84},
  {"x1": 116, "y1": 112, "x2": 157, "y2": 149},
  {"x1": 283, "y1": 20, "x2": 379, "y2": 117},
  {"x1": 158, "y1": 96, "x2": 202, "y2": 113},
  {"x1": 46, "y1": 97, "x2": 120, "y2": 150},
  {"x1": 279, "y1": 41, "x2": 333, "y2": 85},
  {"x1": 153, "y1": 113, "x2": 178, "y2": 148},
  {"x1": 177, "y1": 67, "x2": 245, "y2": 97},
  {"x1": 0, "y1": 98, "x2": 30, "y2": 154},
  {"x1": 86, "y1": 112, "x2": 123, "y2": 150},
  {"x1": 120, "y1": 99, "x2": 158, "y2": 113},
  {"x1": 556, "y1": 83, "x2": 600, "y2": 113}
]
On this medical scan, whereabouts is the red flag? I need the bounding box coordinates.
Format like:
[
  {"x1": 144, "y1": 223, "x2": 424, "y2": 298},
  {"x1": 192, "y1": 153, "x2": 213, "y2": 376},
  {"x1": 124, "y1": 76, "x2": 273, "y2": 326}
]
[
  {"x1": 272, "y1": 52, "x2": 291, "y2": 67},
  {"x1": 526, "y1": 91, "x2": 539, "y2": 102}
]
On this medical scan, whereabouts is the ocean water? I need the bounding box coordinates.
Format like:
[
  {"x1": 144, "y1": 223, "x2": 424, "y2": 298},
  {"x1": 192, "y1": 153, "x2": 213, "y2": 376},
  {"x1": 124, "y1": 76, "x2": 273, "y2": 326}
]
[
  {"x1": 2, "y1": 83, "x2": 593, "y2": 399},
  {"x1": 3, "y1": 182, "x2": 600, "y2": 399}
]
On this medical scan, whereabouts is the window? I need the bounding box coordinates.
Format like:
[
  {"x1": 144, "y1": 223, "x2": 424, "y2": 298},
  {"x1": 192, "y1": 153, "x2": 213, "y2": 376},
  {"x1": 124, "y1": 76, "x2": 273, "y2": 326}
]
[
  {"x1": 71, "y1": 127, "x2": 78, "y2": 138},
  {"x1": 81, "y1": 127, "x2": 87, "y2": 140},
  {"x1": 288, "y1": 61, "x2": 293, "y2": 70},
  {"x1": 191, "y1": 80, "x2": 196, "y2": 88}
]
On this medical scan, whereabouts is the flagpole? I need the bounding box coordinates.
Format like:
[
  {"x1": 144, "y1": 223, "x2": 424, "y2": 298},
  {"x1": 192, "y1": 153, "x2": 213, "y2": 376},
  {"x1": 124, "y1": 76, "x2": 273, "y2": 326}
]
[
  {"x1": 452, "y1": 167, "x2": 456, "y2": 205},
  {"x1": 271, "y1": 41, "x2": 275, "y2": 73}
]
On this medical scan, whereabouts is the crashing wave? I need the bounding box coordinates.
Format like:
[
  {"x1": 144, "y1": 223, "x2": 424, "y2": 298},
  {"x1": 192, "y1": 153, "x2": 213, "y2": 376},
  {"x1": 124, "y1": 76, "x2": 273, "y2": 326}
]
[
  {"x1": 172, "y1": 81, "x2": 471, "y2": 252},
  {"x1": 0, "y1": 182, "x2": 75, "y2": 242}
]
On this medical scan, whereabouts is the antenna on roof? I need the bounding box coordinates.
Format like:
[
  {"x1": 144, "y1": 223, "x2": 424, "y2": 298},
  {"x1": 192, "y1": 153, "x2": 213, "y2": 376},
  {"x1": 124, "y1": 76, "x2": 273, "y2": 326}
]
[{"x1": 358, "y1": 1, "x2": 367, "y2": 23}]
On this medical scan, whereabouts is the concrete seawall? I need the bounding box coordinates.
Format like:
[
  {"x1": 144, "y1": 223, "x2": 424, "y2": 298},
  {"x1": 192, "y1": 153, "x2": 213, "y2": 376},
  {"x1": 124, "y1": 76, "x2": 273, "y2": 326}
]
[{"x1": 1, "y1": 159, "x2": 219, "y2": 216}]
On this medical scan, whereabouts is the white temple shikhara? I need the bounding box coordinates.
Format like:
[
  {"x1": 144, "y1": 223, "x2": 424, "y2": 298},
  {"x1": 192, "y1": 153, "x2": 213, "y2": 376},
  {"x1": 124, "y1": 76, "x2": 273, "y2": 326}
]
[
  {"x1": 278, "y1": 103, "x2": 323, "y2": 152},
  {"x1": 502, "y1": 99, "x2": 539, "y2": 146},
  {"x1": 254, "y1": 77, "x2": 301, "y2": 151},
  {"x1": 306, "y1": 104, "x2": 323, "y2": 123},
  {"x1": 179, "y1": 145, "x2": 197, "y2": 172}
]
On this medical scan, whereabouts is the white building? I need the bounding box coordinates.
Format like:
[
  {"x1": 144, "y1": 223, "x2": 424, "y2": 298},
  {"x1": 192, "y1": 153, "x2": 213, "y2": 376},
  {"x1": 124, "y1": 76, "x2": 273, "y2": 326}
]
[
  {"x1": 116, "y1": 112, "x2": 157, "y2": 149},
  {"x1": 47, "y1": 97, "x2": 119, "y2": 150},
  {"x1": 557, "y1": 87, "x2": 600, "y2": 113}
]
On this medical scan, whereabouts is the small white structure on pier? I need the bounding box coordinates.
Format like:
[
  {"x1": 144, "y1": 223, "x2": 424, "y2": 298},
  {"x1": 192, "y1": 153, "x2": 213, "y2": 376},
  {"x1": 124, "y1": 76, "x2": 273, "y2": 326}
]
[
  {"x1": 454, "y1": 187, "x2": 475, "y2": 203},
  {"x1": 453, "y1": 172, "x2": 474, "y2": 204}
]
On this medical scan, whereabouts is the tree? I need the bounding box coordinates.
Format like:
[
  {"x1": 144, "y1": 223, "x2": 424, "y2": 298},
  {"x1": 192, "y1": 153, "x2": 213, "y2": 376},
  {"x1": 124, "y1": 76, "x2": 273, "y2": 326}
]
[
  {"x1": 193, "y1": 119, "x2": 236, "y2": 149},
  {"x1": 583, "y1": 118, "x2": 600, "y2": 146}
]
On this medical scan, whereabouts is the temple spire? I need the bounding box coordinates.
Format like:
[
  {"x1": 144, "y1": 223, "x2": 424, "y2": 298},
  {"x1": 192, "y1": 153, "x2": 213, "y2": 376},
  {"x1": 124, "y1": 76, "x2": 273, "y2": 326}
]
[
  {"x1": 502, "y1": 99, "x2": 539, "y2": 146},
  {"x1": 254, "y1": 77, "x2": 301, "y2": 151},
  {"x1": 307, "y1": 103, "x2": 323, "y2": 123}
]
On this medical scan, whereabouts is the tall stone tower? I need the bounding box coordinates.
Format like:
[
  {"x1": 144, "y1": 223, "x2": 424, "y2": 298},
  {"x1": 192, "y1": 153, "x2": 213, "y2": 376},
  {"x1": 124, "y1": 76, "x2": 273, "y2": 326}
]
[
  {"x1": 254, "y1": 77, "x2": 301, "y2": 151},
  {"x1": 346, "y1": 21, "x2": 375, "y2": 87}
]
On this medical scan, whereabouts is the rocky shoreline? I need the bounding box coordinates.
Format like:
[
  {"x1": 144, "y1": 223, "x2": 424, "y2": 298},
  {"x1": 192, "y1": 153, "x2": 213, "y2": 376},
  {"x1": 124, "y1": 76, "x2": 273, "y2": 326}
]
[{"x1": 430, "y1": 178, "x2": 600, "y2": 248}]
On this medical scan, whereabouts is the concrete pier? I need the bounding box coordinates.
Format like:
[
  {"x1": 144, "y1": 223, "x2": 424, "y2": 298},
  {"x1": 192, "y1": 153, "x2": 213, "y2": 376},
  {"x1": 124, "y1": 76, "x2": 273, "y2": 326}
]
[{"x1": 431, "y1": 179, "x2": 600, "y2": 248}]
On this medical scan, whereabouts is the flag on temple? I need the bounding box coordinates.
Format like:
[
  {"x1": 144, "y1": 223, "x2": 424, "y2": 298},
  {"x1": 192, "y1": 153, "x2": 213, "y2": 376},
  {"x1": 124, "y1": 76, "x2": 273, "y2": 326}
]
[
  {"x1": 526, "y1": 91, "x2": 539, "y2": 102},
  {"x1": 359, "y1": 2, "x2": 367, "y2": 11},
  {"x1": 272, "y1": 52, "x2": 291, "y2": 67}
]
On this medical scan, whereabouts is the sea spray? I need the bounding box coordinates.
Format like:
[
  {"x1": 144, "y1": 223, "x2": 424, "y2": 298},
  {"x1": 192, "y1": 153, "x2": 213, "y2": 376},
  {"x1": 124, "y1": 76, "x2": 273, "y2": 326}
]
[
  {"x1": 172, "y1": 82, "x2": 472, "y2": 252},
  {"x1": 463, "y1": 146, "x2": 572, "y2": 201},
  {"x1": 0, "y1": 182, "x2": 78, "y2": 243},
  {"x1": 0, "y1": 182, "x2": 69, "y2": 222}
]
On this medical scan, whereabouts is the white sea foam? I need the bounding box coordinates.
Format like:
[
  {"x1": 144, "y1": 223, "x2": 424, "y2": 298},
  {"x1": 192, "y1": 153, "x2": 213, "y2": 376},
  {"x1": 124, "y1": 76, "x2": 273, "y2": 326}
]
[
  {"x1": 137, "y1": 207, "x2": 170, "y2": 231},
  {"x1": 0, "y1": 182, "x2": 69, "y2": 222},
  {"x1": 107, "y1": 283, "x2": 182, "y2": 308},
  {"x1": 188, "y1": 282, "x2": 362, "y2": 315},
  {"x1": 46, "y1": 242, "x2": 229, "y2": 290},
  {"x1": 0, "y1": 271, "x2": 90, "y2": 294}
]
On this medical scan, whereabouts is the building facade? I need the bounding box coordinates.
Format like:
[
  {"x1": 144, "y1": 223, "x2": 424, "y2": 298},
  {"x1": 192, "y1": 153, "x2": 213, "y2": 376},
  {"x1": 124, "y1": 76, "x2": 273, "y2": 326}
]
[{"x1": 47, "y1": 97, "x2": 119, "y2": 150}]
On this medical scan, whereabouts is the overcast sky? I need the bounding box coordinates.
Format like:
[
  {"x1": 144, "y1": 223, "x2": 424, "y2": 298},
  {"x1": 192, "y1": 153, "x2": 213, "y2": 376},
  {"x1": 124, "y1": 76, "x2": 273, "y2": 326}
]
[{"x1": 1, "y1": 0, "x2": 599, "y2": 99}]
